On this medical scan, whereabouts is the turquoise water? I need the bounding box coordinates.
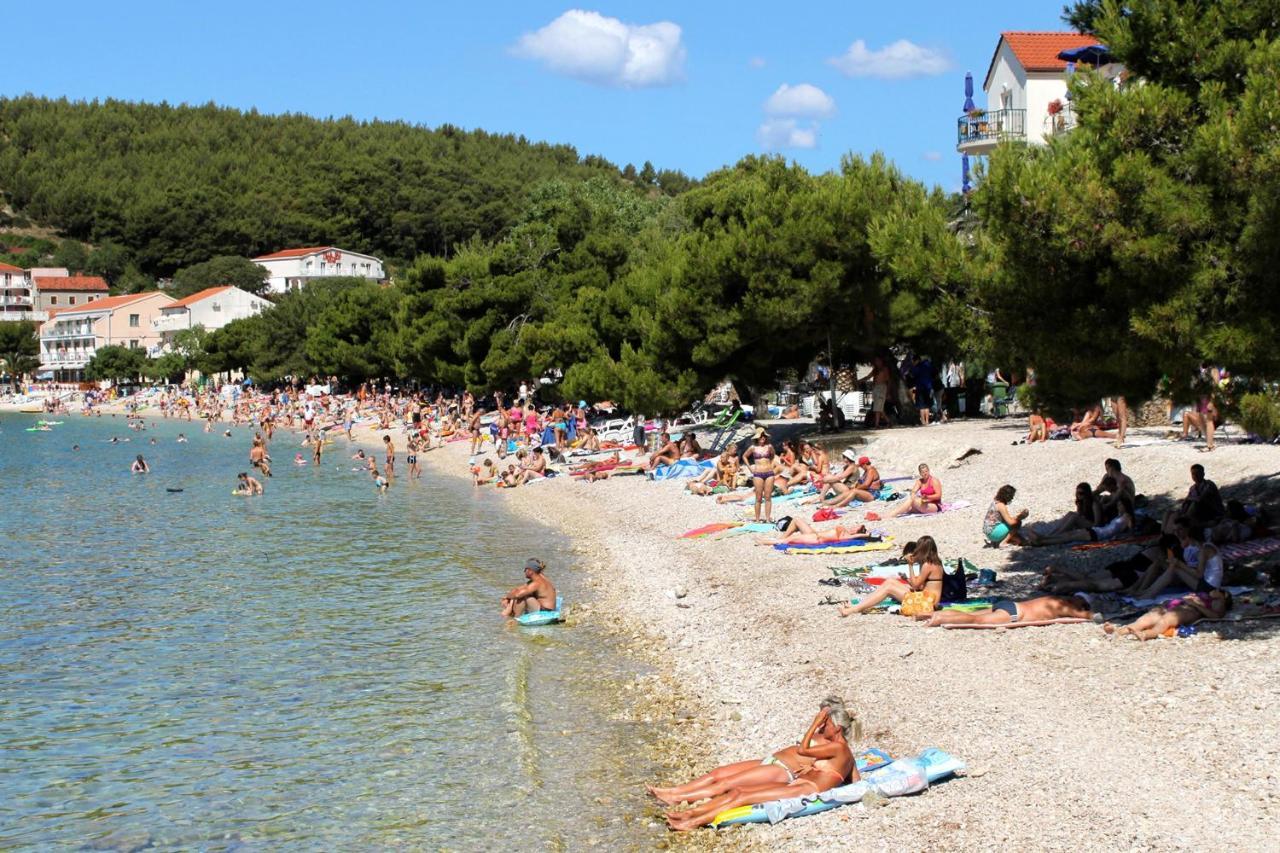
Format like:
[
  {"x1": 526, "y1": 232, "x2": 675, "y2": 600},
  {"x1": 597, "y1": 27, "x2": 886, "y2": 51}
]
[{"x1": 0, "y1": 414, "x2": 662, "y2": 849}]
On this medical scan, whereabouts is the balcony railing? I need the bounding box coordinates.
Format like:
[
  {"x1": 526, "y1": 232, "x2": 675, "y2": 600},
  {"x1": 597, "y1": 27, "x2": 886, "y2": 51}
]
[
  {"x1": 152, "y1": 314, "x2": 190, "y2": 332},
  {"x1": 1045, "y1": 104, "x2": 1078, "y2": 137},
  {"x1": 45, "y1": 325, "x2": 96, "y2": 338},
  {"x1": 956, "y1": 108, "x2": 1027, "y2": 147},
  {"x1": 41, "y1": 350, "x2": 95, "y2": 366},
  {"x1": 0, "y1": 294, "x2": 32, "y2": 306},
  {"x1": 0, "y1": 310, "x2": 48, "y2": 322}
]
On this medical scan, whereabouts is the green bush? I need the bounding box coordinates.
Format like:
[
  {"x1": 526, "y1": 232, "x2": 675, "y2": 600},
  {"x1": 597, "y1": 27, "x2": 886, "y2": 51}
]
[{"x1": 1238, "y1": 392, "x2": 1280, "y2": 439}]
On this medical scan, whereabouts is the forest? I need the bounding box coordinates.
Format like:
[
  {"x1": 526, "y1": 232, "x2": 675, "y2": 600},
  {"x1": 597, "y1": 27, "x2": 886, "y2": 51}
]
[{"x1": 6, "y1": 0, "x2": 1280, "y2": 424}]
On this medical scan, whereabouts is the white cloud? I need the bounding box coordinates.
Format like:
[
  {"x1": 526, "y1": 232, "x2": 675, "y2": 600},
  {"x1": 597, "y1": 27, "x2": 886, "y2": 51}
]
[
  {"x1": 756, "y1": 118, "x2": 818, "y2": 150},
  {"x1": 828, "y1": 39, "x2": 952, "y2": 79},
  {"x1": 922, "y1": 150, "x2": 943, "y2": 162},
  {"x1": 512, "y1": 9, "x2": 686, "y2": 88},
  {"x1": 748, "y1": 56, "x2": 767, "y2": 69},
  {"x1": 764, "y1": 83, "x2": 836, "y2": 118}
]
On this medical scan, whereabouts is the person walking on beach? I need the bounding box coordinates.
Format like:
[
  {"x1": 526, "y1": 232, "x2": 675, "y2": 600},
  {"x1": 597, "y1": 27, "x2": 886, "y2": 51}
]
[{"x1": 500, "y1": 559, "x2": 557, "y2": 617}]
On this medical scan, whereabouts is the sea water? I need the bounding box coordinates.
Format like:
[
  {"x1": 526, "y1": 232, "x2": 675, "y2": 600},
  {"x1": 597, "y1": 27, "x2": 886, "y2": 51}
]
[{"x1": 0, "y1": 414, "x2": 664, "y2": 849}]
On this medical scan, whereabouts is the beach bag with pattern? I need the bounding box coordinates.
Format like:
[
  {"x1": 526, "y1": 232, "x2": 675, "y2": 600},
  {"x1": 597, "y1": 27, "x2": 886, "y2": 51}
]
[{"x1": 900, "y1": 591, "x2": 936, "y2": 617}]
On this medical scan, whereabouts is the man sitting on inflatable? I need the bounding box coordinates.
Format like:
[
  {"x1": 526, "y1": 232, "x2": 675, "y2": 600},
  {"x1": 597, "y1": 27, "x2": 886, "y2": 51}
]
[{"x1": 500, "y1": 559, "x2": 557, "y2": 618}]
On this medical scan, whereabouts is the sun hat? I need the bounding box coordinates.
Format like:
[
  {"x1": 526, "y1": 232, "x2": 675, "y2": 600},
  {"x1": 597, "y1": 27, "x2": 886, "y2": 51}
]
[
  {"x1": 842, "y1": 448, "x2": 857, "y2": 462},
  {"x1": 858, "y1": 456, "x2": 871, "y2": 465}
]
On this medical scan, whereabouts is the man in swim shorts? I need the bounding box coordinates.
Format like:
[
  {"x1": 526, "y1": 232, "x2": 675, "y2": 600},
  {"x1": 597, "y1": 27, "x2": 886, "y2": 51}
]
[
  {"x1": 925, "y1": 594, "x2": 1093, "y2": 626},
  {"x1": 501, "y1": 559, "x2": 557, "y2": 617}
]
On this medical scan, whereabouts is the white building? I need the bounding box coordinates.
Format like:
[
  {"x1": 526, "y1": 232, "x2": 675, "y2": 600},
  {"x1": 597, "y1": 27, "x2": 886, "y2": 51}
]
[
  {"x1": 957, "y1": 32, "x2": 1124, "y2": 157},
  {"x1": 251, "y1": 246, "x2": 385, "y2": 294},
  {"x1": 152, "y1": 285, "x2": 273, "y2": 350},
  {"x1": 0, "y1": 262, "x2": 39, "y2": 322}
]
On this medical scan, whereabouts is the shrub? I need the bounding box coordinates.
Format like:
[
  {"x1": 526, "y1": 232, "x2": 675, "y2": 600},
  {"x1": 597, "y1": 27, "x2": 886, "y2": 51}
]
[{"x1": 1238, "y1": 391, "x2": 1280, "y2": 439}]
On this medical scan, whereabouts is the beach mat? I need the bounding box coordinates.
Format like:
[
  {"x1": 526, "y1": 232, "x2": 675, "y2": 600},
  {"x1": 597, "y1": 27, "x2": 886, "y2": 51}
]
[
  {"x1": 1071, "y1": 534, "x2": 1158, "y2": 552},
  {"x1": 943, "y1": 617, "x2": 1092, "y2": 629},
  {"x1": 1219, "y1": 538, "x2": 1280, "y2": 560},
  {"x1": 776, "y1": 538, "x2": 896, "y2": 556},
  {"x1": 679, "y1": 522, "x2": 740, "y2": 539},
  {"x1": 890, "y1": 500, "x2": 973, "y2": 520}
]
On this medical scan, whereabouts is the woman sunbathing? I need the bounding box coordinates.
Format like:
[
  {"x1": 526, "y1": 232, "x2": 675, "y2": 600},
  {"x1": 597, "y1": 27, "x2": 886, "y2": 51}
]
[
  {"x1": 687, "y1": 449, "x2": 738, "y2": 496},
  {"x1": 839, "y1": 536, "x2": 946, "y2": 616},
  {"x1": 1017, "y1": 483, "x2": 1105, "y2": 545},
  {"x1": 887, "y1": 463, "x2": 942, "y2": 518},
  {"x1": 662, "y1": 700, "x2": 856, "y2": 831},
  {"x1": 756, "y1": 518, "x2": 870, "y2": 546},
  {"x1": 1022, "y1": 497, "x2": 1136, "y2": 547},
  {"x1": 647, "y1": 700, "x2": 850, "y2": 806},
  {"x1": 820, "y1": 456, "x2": 881, "y2": 508},
  {"x1": 1103, "y1": 589, "x2": 1231, "y2": 640},
  {"x1": 1040, "y1": 535, "x2": 1176, "y2": 594},
  {"x1": 1128, "y1": 519, "x2": 1223, "y2": 597}
]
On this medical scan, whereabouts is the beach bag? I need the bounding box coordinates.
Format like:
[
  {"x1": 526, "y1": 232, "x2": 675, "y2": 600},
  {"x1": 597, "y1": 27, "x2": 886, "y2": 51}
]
[
  {"x1": 900, "y1": 591, "x2": 935, "y2": 617},
  {"x1": 813, "y1": 507, "x2": 839, "y2": 522}
]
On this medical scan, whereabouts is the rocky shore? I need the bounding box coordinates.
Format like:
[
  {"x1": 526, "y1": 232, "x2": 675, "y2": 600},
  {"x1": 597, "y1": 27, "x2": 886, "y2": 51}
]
[{"x1": 426, "y1": 419, "x2": 1280, "y2": 850}]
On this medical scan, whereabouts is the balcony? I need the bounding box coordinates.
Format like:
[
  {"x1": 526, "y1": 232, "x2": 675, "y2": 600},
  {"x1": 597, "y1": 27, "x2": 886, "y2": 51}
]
[
  {"x1": 0, "y1": 310, "x2": 48, "y2": 322},
  {"x1": 1045, "y1": 104, "x2": 1078, "y2": 138},
  {"x1": 45, "y1": 325, "x2": 96, "y2": 339},
  {"x1": 0, "y1": 294, "x2": 33, "y2": 306},
  {"x1": 41, "y1": 349, "x2": 95, "y2": 368},
  {"x1": 152, "y1": 313, "x2": 190, "y2": 333},
  {"x1": 956, "y1": 108, "x2": 1026, "y2": 154}
]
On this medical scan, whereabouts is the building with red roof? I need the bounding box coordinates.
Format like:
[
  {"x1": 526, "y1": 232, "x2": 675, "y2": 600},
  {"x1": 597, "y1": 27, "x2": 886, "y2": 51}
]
[
  {"x1": 152, "y1": 285, "x2": 273, "y2": 348},
  {"x1": 38, "y1": 291, "x2": 175, "y2": 380},
  {"x1": 957, "y1": 31, "x2": 1124, "y2": 158},
  {"x1": 250, "y1": 246, "x2": 385, "y2": 293}
]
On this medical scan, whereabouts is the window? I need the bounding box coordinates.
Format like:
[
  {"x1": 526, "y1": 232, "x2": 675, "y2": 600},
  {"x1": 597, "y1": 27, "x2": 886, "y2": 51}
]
[
  {"x1": 212, "y1": 302, "x2": 221, "y2": 312},
  {"x1": 129, "y1": 340, "x2": 139, "y2": 349},
  {"x1": 69, "y1": 296, "x2": 76, "y2": 305},
  {"x1": 129, "y1": 314, "x2": 140, "y2": 327},
  {"x1": 50, "y1": 296, "x2": 58, "y2": 305}
]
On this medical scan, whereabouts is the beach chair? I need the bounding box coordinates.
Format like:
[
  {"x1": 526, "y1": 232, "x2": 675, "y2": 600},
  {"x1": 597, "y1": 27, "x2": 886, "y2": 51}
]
[{"x1": 988, "y1": 383, "x2": 1011, "y2": 418}]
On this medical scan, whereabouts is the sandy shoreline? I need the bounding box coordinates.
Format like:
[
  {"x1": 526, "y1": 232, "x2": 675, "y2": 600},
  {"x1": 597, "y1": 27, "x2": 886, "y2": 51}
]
[{"x1": 424, "y1": 419, "x2": 1280, "y2": 850}]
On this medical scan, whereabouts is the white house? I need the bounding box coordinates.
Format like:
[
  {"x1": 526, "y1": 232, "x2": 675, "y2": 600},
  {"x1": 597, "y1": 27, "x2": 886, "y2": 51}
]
[
  {"x1": 251, "y1": 246, "x2": 385, "y2": 294},
  {"x1": 0, "y1": 262, "x2": 38, "y2": 322},
  {"x1": 957, "y1": 32, "x2": 1124, "y2": 157},
  {"x1": 152, "y1": 285, "x2": 273, "y2": 350}
]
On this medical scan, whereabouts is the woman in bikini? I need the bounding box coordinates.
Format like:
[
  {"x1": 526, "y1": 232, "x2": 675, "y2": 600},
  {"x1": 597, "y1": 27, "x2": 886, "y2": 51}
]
[
  {"x1": 743, "y1": 429, "x2": 776, "y2": 523},
  {"x1": 838, "y1": 535, "x2": 944, "y2": 616},
  {"x1": 647, "y1": 699, "x2": 853, "y2": 807},
  {"x1": 687, "y1": 448, "x2": 738, "y2": 496},
  {"x1": 820, "y1": 456, "x2": 881, "y2": 509},
  {"x1": 1103, "y1": 588, "x2": 1231, "y2": 640},
  {"x1": 663, "y1": 701, "x2": 856, "y2": 831},
  {"x1": 887, "y1": 463, "x2": 941, "y2": 518},
  {"x1": 755, "y1": 518, "x2": 870, "y2": 546},
  {"x1": 773, "y1": 438, "x2": 810, "y2": 494}
]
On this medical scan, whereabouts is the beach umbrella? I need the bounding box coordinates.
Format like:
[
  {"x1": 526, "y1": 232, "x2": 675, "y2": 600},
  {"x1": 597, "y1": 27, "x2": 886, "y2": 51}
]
[
  {"x1": 1057, "y1": 44, "x2": 1112, "y2": 67},
  {"x1": 961, "y1": 154, "x2": 971, "y2": 194},
  {"x1": 962, "y1": 71, "x2": 975, "y2": 112}
]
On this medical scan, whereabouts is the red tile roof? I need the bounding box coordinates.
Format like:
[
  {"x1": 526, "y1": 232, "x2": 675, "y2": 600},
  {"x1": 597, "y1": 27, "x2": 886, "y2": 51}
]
[
  {"x1": 252, "y1": 246, "x2": 333, "y2": 261},
  {"x1": 34, "y1": 275, "x2": 110, "y2": 292},
  {"x1": 167, "y1": 285, "x2": 233, "y2": 309},
  {"x1": 986, "y1": 31, "x2": 1101, "y2": 88},
  {"x1": 0, "y1": 262, "x2": 24, "y2": 273},
  {"x1": 55, "y1": 291, "x2": 172, "y2": 313}
]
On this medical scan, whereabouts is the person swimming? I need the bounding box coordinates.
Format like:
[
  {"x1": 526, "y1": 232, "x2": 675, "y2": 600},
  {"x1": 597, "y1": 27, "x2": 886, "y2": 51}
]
[{"x1": 131, "y1": 454, "x2": 150, "y2": 474}]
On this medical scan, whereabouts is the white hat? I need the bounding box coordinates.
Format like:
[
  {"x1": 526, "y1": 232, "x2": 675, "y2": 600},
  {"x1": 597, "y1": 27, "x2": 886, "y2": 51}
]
[{"x1": 842, "y1": 448, "x2": 857, "y2": 462}]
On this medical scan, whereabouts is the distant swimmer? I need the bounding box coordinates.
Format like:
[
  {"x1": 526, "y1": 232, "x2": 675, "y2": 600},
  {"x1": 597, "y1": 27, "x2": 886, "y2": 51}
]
[
  {"x1": 149, "y1": 437, "x2": 157, "y2": 445},
  {"x1": 235, "y1": 471, "x2": 264, "y2": 495},
  {"x1": 72, "y1": 444, "x2": 80, "y2": 452},
  {"x1": 223, "y1": 429, "x2": 232, "y2": 438},
  {"x1": 294, "y1": 453, "x2": 308, "y2": 465},
  {"x1": 177, "y1": 433, "x2": 188, "y2": 443},
  {"x1": 500, "y1": 559, "x2": 557, "y2": 618},
  {"x1": 132, "y1": 454, "x2": 150, "y2": 474},
  {"x1": 352, "y1": 449, "x2": 367, "y2": 461}
]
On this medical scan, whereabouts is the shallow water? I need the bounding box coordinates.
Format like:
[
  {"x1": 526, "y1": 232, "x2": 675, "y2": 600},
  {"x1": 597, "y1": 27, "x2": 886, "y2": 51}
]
[{"x1": 0, "y1": 413, "x2": 663, "y2": 849}]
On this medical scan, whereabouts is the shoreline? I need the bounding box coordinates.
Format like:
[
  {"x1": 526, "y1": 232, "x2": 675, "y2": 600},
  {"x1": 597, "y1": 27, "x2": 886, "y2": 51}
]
[{"x1": 426, "y1": 420, "x2": 1280, "y2": 850}]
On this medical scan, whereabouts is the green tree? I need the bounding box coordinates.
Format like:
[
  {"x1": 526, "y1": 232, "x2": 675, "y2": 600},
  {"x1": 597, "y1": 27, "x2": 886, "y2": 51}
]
[
  {"x1": 145, "y1": 352, "x2": 187, "y2": 383},
  {"x1": 171, "y1": 256, "x2": 269, "y2": 297},
  {"x1": 84, "y1": 345, "x2": 147, "y2": 383},
  {"x1": 53, "y1": 238, "x2": 89, "y2": 272},
  {"x1": 86, "y1": 241, "x2": 131, "y2": 283},
  {"x1": 0, "y1": 319, "x2": 39, "y2": 379},
  {"x1": 970, "y1": 0, "x2": 1280, "y2": 402},
  {"x1": 114, "y1": 264, "x2": 156, "y2": 294}
]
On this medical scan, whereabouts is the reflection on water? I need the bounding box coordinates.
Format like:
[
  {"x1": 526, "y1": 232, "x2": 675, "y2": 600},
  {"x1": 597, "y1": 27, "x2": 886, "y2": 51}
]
[{"x1": 0, "y1": 415, "x2": 662, "y2": 848}]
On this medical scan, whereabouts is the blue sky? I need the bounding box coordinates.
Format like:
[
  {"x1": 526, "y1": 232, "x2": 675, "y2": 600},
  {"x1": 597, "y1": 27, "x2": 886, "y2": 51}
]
[{"x1": 4, "y1": 1, "x2": 1071, "y2": 191}]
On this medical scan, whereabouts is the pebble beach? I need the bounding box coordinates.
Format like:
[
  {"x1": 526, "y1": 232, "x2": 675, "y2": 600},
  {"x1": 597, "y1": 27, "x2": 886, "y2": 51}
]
[{"x1": 428, "y1": 419, "x2": 1280, "y2": 850}]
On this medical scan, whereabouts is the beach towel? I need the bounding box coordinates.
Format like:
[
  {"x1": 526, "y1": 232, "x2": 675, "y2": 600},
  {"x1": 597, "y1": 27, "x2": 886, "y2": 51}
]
[
  {"x1": 679, "y1": 522, "x2": 740, "y2": 539},
  {"x1": 775, "y1": 538, "x2": 895, "y2": 555},
  {"x1": 889, "y1": 500, "x2": 973, "y2": 520},
  {"x1": 1119, "y1": 585, "x2": 1252, "y2": 610},
  {"x1": 717, "y1": 522, "x2": 778, "y2": 537},
  {"x1": 1071, "y1": 534, "x2": 1158, "y2": 552},
  {"x1": 942, "y1": 617, "x2": 1093, "y2": 629},
  {"x1": 711, "y1": 748, "x2": 963, "y2": 828},
  {"x1": 653, "y1": 459, "x2": 715, "y2": 481},
  {"x1": 1219, "y1": 537, "x2": 1280, "y2": 561}
]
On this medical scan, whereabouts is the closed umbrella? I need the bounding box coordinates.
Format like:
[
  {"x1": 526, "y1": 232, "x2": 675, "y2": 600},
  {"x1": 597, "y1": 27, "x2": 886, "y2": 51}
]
[
  {"x1": 962, "y1": 71, "x2": 975, "y2": 112},
  {"x1": 961, "y1": 154, "x2": 971, "y2": 194}
]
